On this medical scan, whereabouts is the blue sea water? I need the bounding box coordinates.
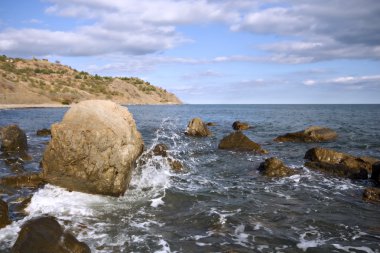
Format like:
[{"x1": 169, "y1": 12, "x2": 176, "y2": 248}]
[{"x1": 0, "y1": 104, "x2": 380, "y2": 252}]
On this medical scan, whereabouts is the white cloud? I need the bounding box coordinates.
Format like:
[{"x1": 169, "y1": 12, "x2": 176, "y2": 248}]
[
  {"x1": 302, "y1": 75, "x2": 380, "y2": 87},
  {"x1": 303, "y1": 80, "x2": 316, "y2": 86}
]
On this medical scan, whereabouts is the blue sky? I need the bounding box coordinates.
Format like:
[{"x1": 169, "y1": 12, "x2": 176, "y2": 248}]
[{"x1": 1, "y1": 0, "x2": 379, "y2": 104}]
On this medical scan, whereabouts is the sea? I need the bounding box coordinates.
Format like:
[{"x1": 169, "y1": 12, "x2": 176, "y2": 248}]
[{"x1": 0, "y1": 104, "x2": 380, "y2": 253}]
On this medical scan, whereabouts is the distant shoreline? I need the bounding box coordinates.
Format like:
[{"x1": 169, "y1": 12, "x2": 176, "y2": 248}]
[{"x1": 0, "y1": 104, "x2": 70, "y2": 110}]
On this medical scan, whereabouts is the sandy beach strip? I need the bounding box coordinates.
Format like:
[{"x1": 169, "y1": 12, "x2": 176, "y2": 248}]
[{"x1": 0, "y1": 104, "x2": 70, "y2": 110}]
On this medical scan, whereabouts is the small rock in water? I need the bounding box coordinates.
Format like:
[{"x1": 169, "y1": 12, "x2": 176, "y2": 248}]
[
  {"x1": 36, "y1": 128, "x2": 51, "y2": 136},
  {"x1": 304, "y1": 147, "x2": 378, "y2": 179},
  {"x1": 0, "y1": 125, "x2": 28, "y2": 152},
  {"x1": 371, "y1": 162, "x2": 380, "y2": 185},
  {"x1": 218, "y1": 131, "x2": 267, "y2": 154},
  {"x1": 0, "y1": 173, "x2": 45, "y2": 189},
  {"x1": 363, "y1": 187, "x2": 380, "y2": 203},
  {"x1": 168, "y1": 158, "x2": 183, "y2": 172},
  {"x1": 258, "y1": 157, "x2": 296, "y2": 177},
  {"x1": 153, "y1": 144, "x2": 168, "y2": 157},
  {"x1": 274, "y1": 126, "x2": 337, "y2": 142},
  {"x1": 232, "y1": 121, "x2": 250, "y2": 131},
  {"x1": 0, "y1": 198, "x2": 11, "y2": 229},
  {"x1": 11, "y1": 216, "x2": 91, "y2": 253},
  {"x1": 185, "y1": 117, "x2": 212, "y2": 137},
  {"x1": 206, "y1": 122, "x2": 216, "y2": 126}
]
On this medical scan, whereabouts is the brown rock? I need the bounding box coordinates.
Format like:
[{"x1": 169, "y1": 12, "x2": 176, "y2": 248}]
[
  {"x1": 258, "y1": 157, "x2": 296, "y2": 177},
  {"x1": 304, "y1": 147, "x2": 378, "y2": 179},
  {"x1": 11, "y1": 216, "x2": 90, "y2": 253},
  {"x1": 0, "y1": 125, "x2": 28, "y2": 152},
  {"x1": 0, "y1": 198, "x2": 11, "y2": 229},
  {"x1": 371, "y1": 162, "x2": 380, "y2": 185},
  {"x1": 274, "y1": 126, "x2": 337, "y2": 143},
  {"x1": 218, "y1": 132, "x2": 267, "y2": 154},
  {"x1": 153, "y1": 144, "x2": 168, "y2": 157},
  {"x1": 232, "y1": 121, "x2": 250, "y2": 131},
  {"x1": 185, "y1": 118, "x2": 212, "y2": 137},
  {"x1": 41, "y1": 100, "x2": 144, "y2": 196},
  {"x1": 168, "y1": 158, "x2": 183, "y2": 172},
  {"x1": 363, "y1": 187, "x2": 380, "y2": 203},
  {"x1": 206, "y1": 122, "x2": 216, "y2": 126},
  {"x1": 36, "y1": 128, "x2": 51, "y2": 136},
  {"x1": 0, "y1": 173, "x2": 45, "y2": 188}
]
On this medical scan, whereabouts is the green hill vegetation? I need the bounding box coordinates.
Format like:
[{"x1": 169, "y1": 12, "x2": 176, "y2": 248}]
[{"x1": 0, "y1": 55, "x2": 181, "y2": 105}]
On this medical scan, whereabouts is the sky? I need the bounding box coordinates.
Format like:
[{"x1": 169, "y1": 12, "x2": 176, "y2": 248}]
[{"x1": 0, "y1": 0, "x2": 380, "y2": 104}]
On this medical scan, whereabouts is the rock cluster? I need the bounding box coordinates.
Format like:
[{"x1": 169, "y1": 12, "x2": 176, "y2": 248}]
[
  {"x1": 11, "y1": 216, "x2": 90, "y2": 253},
  {"x1": 41, "y1": 100, "x2": 144, "y2": 196},
  {"x1": 274, "y1": 126, "x2": 337, "y2": 143}
]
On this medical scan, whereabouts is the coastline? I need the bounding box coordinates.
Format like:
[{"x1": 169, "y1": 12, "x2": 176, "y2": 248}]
[{"x1": 0, "y1": 104, "x2": 70, "y2": 110}]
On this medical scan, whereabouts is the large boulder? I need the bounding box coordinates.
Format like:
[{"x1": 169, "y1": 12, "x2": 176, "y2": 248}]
[
  {"x1": 0, "y1": 199, "x2": 11, "y2": 229},
  {"x1": 371, "y1": 162, "x2": 380, "y2": 185},
  {"x1": 258, "y1": 157, "x2": 296, "y2": 177},
  {"x1": 11, "y1": 216, "x2": 90, "y2": 253},
  {"x1": 232, "y1": 121, "x2": 250, "y2": 131},
  {"x1": 218, "y1": 132, "x2": 267, "y2": 154},
  {"x1": 41, "y1": 100, "x2": 144, "y2": 196},
  {"x1": 363, "y1": 188, "x2": 380, "y2": 203},
  {"x1": 304, "y1": 147, "x2": 379, "y2": 179},
  {"x1": 274, "y1": 126, "x2": 337, "y2": 143},
  {"x1": 185, "y1": 118, "x2": 212, "y2": 137},
  {"x1": 0, "y1": 125, "x2": 28, "y2": 152}
]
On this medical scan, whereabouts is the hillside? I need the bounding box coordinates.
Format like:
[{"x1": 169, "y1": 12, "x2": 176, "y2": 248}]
[{"x1": 0, "y1": 55, "x2": 181, "y2": 105}]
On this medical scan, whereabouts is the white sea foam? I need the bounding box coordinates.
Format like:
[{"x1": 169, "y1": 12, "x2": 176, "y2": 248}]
[
  {"x1": 232, "y1": 224, "x2": 251, "y2": 246},
  {"x1": 332, "y1": 244, "x2": 376, "y2": 253},
  {"x1": 154, "y1": 239, "x2": 172, "y2": 253},
  {"x1": 296, "y1": 228, "x2": 327, "y2": 251}
]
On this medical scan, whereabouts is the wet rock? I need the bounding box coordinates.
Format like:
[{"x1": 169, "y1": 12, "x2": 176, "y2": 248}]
[
  {"x1": 0, "y1": 125, "x2": 28, "y2": 152},
  {"x1": 11, "y1": 216, "x2": 90, "y2": 253},
  {"x1": 370, "y1": 162, "x2": 380, "y2": 185},
  {"x1": 218, "y1": 131, "x2": 267, "y2": 154},
  {"x1": 13, "y1": 196, "x2": 32, "y2": 215},
  {"x1": 363, "y1": 187, "x2": 380, "y2": 203},
  {"x1": 185, "y1": 118, "x2": 212, "y2": 137},
  {"x1": 258, "y1": 157, "x2": 296, "y2": 177},
  {"x1": 41, "y1": 100, "x2": 144, "y2": 197},
  {"x1": 0, "y1": 173, "x2": 45, "y2": 188},
  {"x1": 36, "y1": 128, "x2": 51, "y2": 136},
  {"x1": 274, "y1": 126, "x2": 337, "y2": 143},
  {"x1": 232, "y1": 121, "x2": 250, "y2": 131},
  {"x1": 153, "y1": 144, "x2": 168, "y2": 157},
  {"x1": 5, "y1": 158, "x2": 25, "y2": 173},
  {"x1": 168, "y1": 158, "x2": 183, "y2": 172},
  {"x1": 0, "y1": 198, "x2": 11, "y2": 229},
  {"x1": 304, "y1": 147, "x2": 379, "y2": 179}
]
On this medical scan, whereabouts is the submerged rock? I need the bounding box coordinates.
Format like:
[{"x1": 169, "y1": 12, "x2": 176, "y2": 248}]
[
  {"x1": 363, "y1": 188, "x2": 380, "y2": 203},
  {"x1": 0, "y1": 173, "x2": 45, "y2": 188},
  {"x1": 274, "y1": 126, "x2": 337, "y2": 143},
  {"x1": 153, "y1": 144, "x2": 168, "y2": 157},
  {"x1": 185, "y1": 118, "x2": 212, "y2": 137},
  {"x1": 206, "y1": 122, "x2": 216, "y2": 126},
  {"x1": 0, "y1": 125, "x2": 28, "y2": 152},
  {"x1": 11, "y1": 216, "x2": 90, "y2": 253},
  {"x1": 36, "y1": 128, "x2": 51, "y2": 136},
  {"x1": 168, "y1": 158, "x2": 183, "y2": 172},
  {"x1": 41, "y1": 100, "x2": 144, "y2": 197},
  {"x1": 304, "y1": 147, "x2": 378, "y2": 179},
  {"x1": 258, "y1": 157, "x2": 296, "y2": 177},
  {"x1": 218, "y1": 131, "x2": 267, "y2": 154},
  {"x1": 232, "y1": 121, "x2": 250, "y2": 131},
  {"x1": 0, "y1": 199, "x2": 11, "y2": 229}
]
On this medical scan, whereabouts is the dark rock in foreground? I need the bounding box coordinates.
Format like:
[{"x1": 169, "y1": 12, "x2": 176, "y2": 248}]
[
  {"x1": 11, "y1": 216, "x2": 90, "y2": 253},
  {"x1": 36, "y1": 128, "x2": 51, "y2": 136},
  {"x1": 258, "y1": 157, "x2": 296, "y2": 177},
  {"x1": 0, "y1": 173, "x2": 45, "y2": 188},
  {"x1": 0, "y1": 199, "x2": 11, "y2": 229},
  {"x1": 218, "y1": 132, "x2": 267, "y2": 154},
  {"x1": 274, "y1": 126, "x2": 337, "y2": 143},
  {"x1": 41, "y1": 100, "x2": 144, "y2": 196},
  {"x1": 304, "y1": 147, "x2": 379, "y2": 179},
  {"x1": 232, "y1": 121, "x2": 250, "y2": 131},
  {"x1": 0, "y1": 125, "x2": 28, "y2": 152},
  {"x1": 185, "y1": 118, "x2": 212, "y2": 137},
  {"x1": 371, "y1": 162, "x2": 380, "y2": 185},
  {"x1": 363, "y1": 188, "x2": 380, "y2": 203}
]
